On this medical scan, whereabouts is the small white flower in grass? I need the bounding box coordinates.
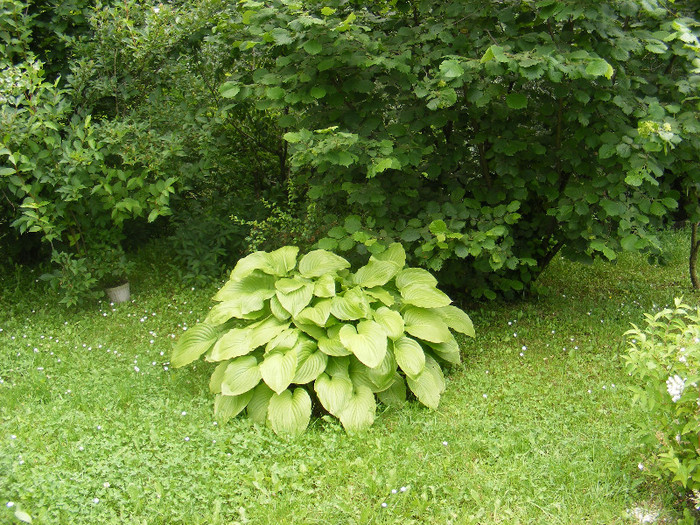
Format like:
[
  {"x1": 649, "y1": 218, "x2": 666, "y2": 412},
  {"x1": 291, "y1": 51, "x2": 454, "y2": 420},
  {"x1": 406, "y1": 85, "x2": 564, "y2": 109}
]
[
  {"x1": 508, "y1": 321, "x2": 512, "y2": 326},
  {"x1": 79, "y1": 446, "x2": 84, "y2": 451},
  {"x1": 11, "y1": 435, "x2": 16, "y2": 439},
  {"x1": 7, "y1": 502, "x2": 14, "y2": 507},
  {"x1": 97, "y1": 426, "x2": 102, "y2": 430},
  {"x1": 391, "y1": 489, "x2": 397, "y2": 494},
  {"x1": 519, "y1": 352, "x2": 524, "y2": 357},
  {"x1": 181, "y1": 411, "x2": 187, "y2": 416},
  {"x1": 93, "y1": 498, "x2": 99, "y2": 504},
  {"x1": 521, "y1": 346, "x2": 527, "y2": 351},
  {"x1": 103, "y1": 482, "x2": 110, "y2": 488},
  {"x1": 483, "y1": 394, "x2": 487, "y2": 399},
  {"x1": 134, "y1": 366, "x2": 140, "y2": 372},
  {"x1": 638, "y1": 463, "x2": 644, "y2": 470},
  {"x1": 513, "y1": 333, "x2": 517, "y2": 337},
  {"x1": 666, "y1": 374, "x2": 686, "y2": 402},
  {"x1": 381, "y1": 503, "x2": 387, "y2": 508},
  {"x1": 442, "y1": 441, "x2": 448, "y2": 446},
  {"x1": 400, "y1": 487, "x2": 407, "y2": 492},
  {"x1": 184, "y1": 436, "x2": 190, "y2": 441}
]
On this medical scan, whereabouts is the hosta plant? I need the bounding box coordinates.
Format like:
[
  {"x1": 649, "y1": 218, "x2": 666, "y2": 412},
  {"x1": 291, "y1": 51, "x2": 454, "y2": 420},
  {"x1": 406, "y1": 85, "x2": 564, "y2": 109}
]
[
  {"x1": 171, "y1": 244, "x2": 474, "y2": 435},
  {"x1": 624, "y1": 299, "x2": 700, "y2": 512}
]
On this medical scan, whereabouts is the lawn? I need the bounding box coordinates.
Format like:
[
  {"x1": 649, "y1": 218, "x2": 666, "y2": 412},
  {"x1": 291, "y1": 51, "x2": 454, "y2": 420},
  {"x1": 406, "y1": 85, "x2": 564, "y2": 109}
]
[{"x1": 0, "y1": 230, "x2": 696, "y2": 524}]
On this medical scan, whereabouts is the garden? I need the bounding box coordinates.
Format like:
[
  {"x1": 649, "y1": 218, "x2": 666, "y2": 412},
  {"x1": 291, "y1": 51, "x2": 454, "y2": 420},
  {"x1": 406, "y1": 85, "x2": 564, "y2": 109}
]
[{"x1": 1, "y1": 0, "x2": 700, "y2": 523}]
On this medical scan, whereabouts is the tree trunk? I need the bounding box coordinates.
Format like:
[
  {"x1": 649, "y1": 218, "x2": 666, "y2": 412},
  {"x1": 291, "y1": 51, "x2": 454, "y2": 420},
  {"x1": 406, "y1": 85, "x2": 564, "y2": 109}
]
[{"x1": 690, "y1": 222, "x2": 700, "y2": 289}]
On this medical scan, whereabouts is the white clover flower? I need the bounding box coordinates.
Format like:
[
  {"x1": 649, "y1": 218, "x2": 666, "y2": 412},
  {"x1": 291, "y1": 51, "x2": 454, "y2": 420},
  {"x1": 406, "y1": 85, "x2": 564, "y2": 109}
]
[{"x1": 666, "y1": 374, "x2": 686, "y2": 402}]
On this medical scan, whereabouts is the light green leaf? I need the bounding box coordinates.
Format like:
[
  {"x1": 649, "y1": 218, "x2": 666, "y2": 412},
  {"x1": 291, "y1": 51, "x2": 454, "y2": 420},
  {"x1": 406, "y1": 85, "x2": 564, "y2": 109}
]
[
  {"x1": 214, "y1": 391, "x2": 253, "y2": 423},
  {"x1": 266, "y1": 86, "x2": 285, "y2": 100},
  {"x1": 364, "y1": 287, "x2": 395, "y2": 306},
  {"x1": 585, "y1": 59, "x2": 614, "y2": 79},
  {"x1": 220, "y1": 355, "x2": 261, "y2": 396},
  {"x1": 267, "y1": 388, "x2": 312, "y2": 436},
  {"x1": 260, "y1": 348, "x2": 298, "y2": 394},
  {"x1": 621, "y1": 233, "x2": 639, "y2": 251},
  {"x1": 480, "y1": 44, "x2": 508, "y2": 63},
  {"x1": 400, "y1": 283, "x2": 452, "y2": 308},
  {"x1": 339, "y1": 320, "x2": 387, "y2": 368},
  {"x1": 275, "y1": 276, "x2": 307, "y2": 293},
  {"x1": 276, "y1": 283, "x2": 314, "y2": 318},
  {"x1": 393, "y1": 336, "x2": 426, "y2": 379},
  {"x1": 318, "y1": 335, "x2": 352, "y2": 356},
  {"x1": 377, "y1": 373, "x2": 407, "y2": 406},
  {"x1": 247, "y1": 383, "x2": 274, "y2": 425},
  {"x1": 270, "y1": 295, "x2": 291, "y2": 321},
  {"x1": 229, "y1": 252, "x2": 273, "y2": 280},
  {"x1": 294, "y1": 320, "x2": 327, "y2": 340},
  {"x1": 371, "y1": 242, "x2": 406, "y2": 269},
  {"x1": 315, "y1": 372, "x2": 353, "y2": 416},
  {"x1": 440, "y1": 59, "x2": 464, "y2": 79},
  {"x1": 313, "y1": 273, "x2": 337, "y2": 297},
  {"x1": 249, "y1": 316, "x2": 291, "y2": 349},
  {"x1": 402, "y1": 307, "x2": 452, "y2": 343},
  {"x1": 505, "y1": 93, "x2": 528, "y2": 109},
  {"x1": 267, "y1": 246, "x2": 299, "y2": 275},
  {"x1": 265, "y1": 328, "x2": 300, "y2": 352},
  {"x1": 435, "y1": 305, "x2": 475, "y2": 337},
  {"x1": 321, "y1": 6, "x2": 336, "y2": 15},
  {"x1": 395, "y1": 268, "x2": 438, "y2": 289},
  {"x1": 14, "y1": 510, "x2": 32, "y2": 523},
  {"x1": 293, "y1": 339, "x2": 328, "y2": 383},
  {"x1": 270, "y1": 27, "x2": 293, "y2": 45},
  {"x1": 367, "y1": 348, "x2": 397, "y2": 392},
  {"x1": 208, "y1": 327, "x2": 251, "y2": 361},
  {"x1": 298, "y1": 250, "x2": 351, "y2": 278},
  {"x1": 172, "y1": 323, "x2": 221, "y2": 367},
  {"x1": 205, "y1": 300, "x2": 267, "y2": 325},
  {"x1": 427, "y1": 333, "x2": 461, "y2": 364},
  {"x1": 354, "y1": 260, "x2": 400, "y2": 288},
  {"x1": 330, "y1": 287, "x2": 370, "y2": 320},
  {"x1": 303, "y1": 40, "x2": 323, "y2": 54},
  {"x1": 213, "y1": 271, "x2": 277, "y2": 312},
  {"x1": 406, "y1": 355, "x2": 445, "y2": 409},
  {"x1": 295, "y1": 298, "x2": 332, "y2": 326},
  {"x1": 339, "y1": 386, "x2": 376, "y2": 432},
  {"x1": 219, "y1": 81, "x2": 241, "y2": 99},
  {"x1": 373, "y1": 306, "x2": 404, "y2": 339},
  {"x1": 209, "y1": 361, "x2": 230, "y2": 393}
]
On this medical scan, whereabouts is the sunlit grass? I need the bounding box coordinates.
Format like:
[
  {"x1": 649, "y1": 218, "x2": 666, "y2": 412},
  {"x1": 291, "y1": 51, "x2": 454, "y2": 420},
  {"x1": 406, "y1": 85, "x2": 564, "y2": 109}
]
[{"x1": 1, "y1": 229, "x2": 696, "y2": 523}]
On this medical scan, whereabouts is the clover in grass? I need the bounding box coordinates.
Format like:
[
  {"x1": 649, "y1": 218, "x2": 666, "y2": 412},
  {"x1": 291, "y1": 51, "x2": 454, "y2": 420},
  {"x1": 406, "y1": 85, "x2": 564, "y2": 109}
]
[{"x1": 171, "y1": 243, "x2": 474, "y2": 435}]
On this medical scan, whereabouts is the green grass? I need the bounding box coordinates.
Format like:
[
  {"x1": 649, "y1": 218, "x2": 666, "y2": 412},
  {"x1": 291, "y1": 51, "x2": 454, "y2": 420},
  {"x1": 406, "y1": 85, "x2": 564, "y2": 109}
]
[{"x1": 1, "y1": 231, "x2": 697, "y2": 524}]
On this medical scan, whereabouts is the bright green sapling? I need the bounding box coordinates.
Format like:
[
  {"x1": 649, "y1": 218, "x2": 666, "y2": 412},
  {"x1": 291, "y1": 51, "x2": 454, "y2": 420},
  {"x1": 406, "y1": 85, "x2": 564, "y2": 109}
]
[{"x1": 171, "y1": 244, "x2": 474, "y2": 435}]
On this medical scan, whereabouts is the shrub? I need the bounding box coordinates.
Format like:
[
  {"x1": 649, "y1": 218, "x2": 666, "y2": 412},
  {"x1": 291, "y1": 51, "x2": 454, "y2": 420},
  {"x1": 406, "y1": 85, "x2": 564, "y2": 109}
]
[
  {"x1": 624, "y1": 299, "x2": 700, "y2": 516},
  {"x1": 171, "y1": 243, "x2": 474, "y2": 435}
]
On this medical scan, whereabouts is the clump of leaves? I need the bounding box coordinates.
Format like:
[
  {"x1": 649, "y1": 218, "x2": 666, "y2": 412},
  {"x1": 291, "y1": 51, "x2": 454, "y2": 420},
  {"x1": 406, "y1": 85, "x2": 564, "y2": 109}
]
[{"x1": 171, "y1": 243, "x2": 474, "y2": 435}]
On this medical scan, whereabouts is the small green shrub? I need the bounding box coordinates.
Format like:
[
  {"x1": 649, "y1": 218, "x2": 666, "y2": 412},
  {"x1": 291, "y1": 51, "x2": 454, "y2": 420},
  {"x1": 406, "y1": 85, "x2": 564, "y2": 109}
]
[
  {"x1": 171, "y1": 243, "x2": 474, "y2": 435},
  {"x1": 624, "y1": 299, "x2": 700, "y2": 514}
]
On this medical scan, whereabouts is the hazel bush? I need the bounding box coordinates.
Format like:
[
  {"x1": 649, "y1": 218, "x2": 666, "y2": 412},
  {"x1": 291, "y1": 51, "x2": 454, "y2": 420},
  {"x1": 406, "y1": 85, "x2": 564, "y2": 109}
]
[
  {"x1": 171, "y1": 244, "x2": 474, "y2": 435},
  {"x1": 624, "y1": 299, "x2": 700, "y2": 507}
]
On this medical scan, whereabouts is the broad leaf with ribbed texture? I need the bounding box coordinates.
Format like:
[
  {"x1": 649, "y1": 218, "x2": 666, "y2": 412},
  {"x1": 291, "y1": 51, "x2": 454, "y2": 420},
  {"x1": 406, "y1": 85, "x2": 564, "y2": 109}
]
[
  {"x1": 276, "y1": 282, "x2": 314, "y2": 317},
  {"x1": 265, "y1": 327, "x2": 300, "y2": 352},
  {"x1": 172, "y1": 323, "x2": 221, "y2": 367},
  {"x1": 214, "y1": 271, "x2": 277, "y2": 309},
  {"x1": 295, "y1": 298, "x2": 332, "y2": 326},
  {"x1": 293, "y1": 320, "x2": 327, "y2": 340},
  {"x1": 229, "y1": 251, "x2": 272, "y2": 281},
  {"x1": 318, "y1": 334, "x2": 352, "y2": 356},
  {"x1": 214, "y1": 391, "x2": 253, "y2": 423},
  {"x1": 377, "y1": 373, "x2": 407, "y2": 406},
  {"x1": 267, "y1": 388, "x2": 312, "y2": 435},
  {"x1": 406, "y1": 355, "x2": 445, "y2": 409},
  {"x1": 400, "y1": 283, "x2": 452, "y2": 308},
  {"x1": 220, "y1": 355, "x2": 261, "y2": 396},
  {"x1": 367, "y1": 349, "x2": 397, "y2": 392},
  {"x1": 428, "y1": 334, "x2": 461, "y2": 364},
  {"x1": 293, "y1": 339, "x2": 328, "y2": 383},
  {"x1": 298, "y1": 249, "x2": 350, "y2": 278},
  {"x1": 269, "y1": 295, "x2": 291, "y2": 321},
  {"x1": 314, "y1": 372, "x2": 353, "y2": 416},
  {"x1": 249, "y1": 316, "x2": 291, "y2": 349},
  {"x1": 353, "y1": 259, "x2": 400, "y2": 288},
  {"x1": 339, "y1": 320, "x2": 387, "y2": 368},
  {"x1": 371, "y1": 242, "x2": 406, "y2": 269},
  {"x1": 393, "y1": 336, "x2": 426, "y2": 379},
  {"x1": 402, "y1": 307, "x2": 452, "y2": 343},
  {"x1": 208, "y1": 327, "x2": 251, "y2": 361},
  {"x1": 339, "y1": 385, "x2": 376, "y2": 432},
  {"x1": 395, "y1": 268, "x2": 437, "y2": 289},
  {"x1": 436, "y1": 305, "x2": 475, "y2": 337},
  {"x1": 364, "y1": 287, "x2": 395, "y2": 306},
  {"x1": 205, "y1": 301, "x2": 267, "y2": 325},
  {"x1": 313, "y1": 273, "x2": 337, "y2": 297},
  {"x1": 330, "y1": 287, "x2": 370, "y2": 320},
  {"x1": 209, "y1": 361, "x2": 230, "y2": 393},
  {"x1": 373, "y1": 306, "x2": 404, "y2": 339},
  {"x1": 266, "y1": 246, "x2": 299, "y2": 275},
  {"x1": 260, "y1": 348, "x2": 298, "y2": 394},
  {"x1": 247, "y1": 383, "x2": 274, "y2": 425}
]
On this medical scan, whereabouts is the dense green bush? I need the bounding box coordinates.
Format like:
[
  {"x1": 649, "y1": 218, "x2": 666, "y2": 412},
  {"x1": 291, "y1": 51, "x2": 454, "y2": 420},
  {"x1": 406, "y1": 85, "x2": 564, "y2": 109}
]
[
  {"x1": 624, "y1": 299, "x2": 700, "y2": 519},
  {"x1": 172, "y1": 244, "x2": 474, "y2": 435}
]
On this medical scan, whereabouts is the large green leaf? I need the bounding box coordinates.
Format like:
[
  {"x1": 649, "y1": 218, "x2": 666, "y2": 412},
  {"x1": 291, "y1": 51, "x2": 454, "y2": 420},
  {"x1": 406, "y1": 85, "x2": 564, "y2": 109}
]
[
  {"x1": 267, "y1": 388, "x2": 312, "y2": 436},
  {"x1": 220, "y1": 355, "x2": 262, "y2": 396},
  {"x1": 298, "y1": 250, "x2": 351, "y2": 278},
  {"x1": 367, "y1": 348, "x2": 397, "y2": 392},
  {"x1": 353, "y1": 260, "x2": 400, "y2": 288},
  {"x1": 395, "y1": 268, "x2": 438, "y2": 289},
  {"x1": 229, "y1": 252, "x2": 272, "y2": 281},
  {"x1": 400, "y1": 283, "x2": 452, "y2": 308},
  {"x1": 265, "y1": 327, "x2": 300, "y2": 352},
  {"x1": 339, "y1": 320, "x2": 388, "y2": 368},
  {"x1": 393, "y1": 336, "x2": 426, "y2": 379},
  {"x1": 338, "y1": 386, "x2": 376, "y2": 432},
  {"x1": 293, "y1": 320, "x2": 327, "y2": 340},
  {"x1": 348, "y1": 358, "x2": 380, "y2": 392},
  {"x1": 214, "y1": 391, "x2": 253, "y2": 423},
  {"x1": 172, "y1": 323, "x2": 221, "y2": 368},
  {"x1": 260, "y1": 348, "x2": 298, "y2": 394},
  {"x1": 266, "y1": 246, "x2": 299, "y2": 275},
  {"x1": 249, "y1": 316, "x2": 291, "y2": 349},
  {"x1": 313, "y1": 273, "x2": 337, "y2": 297},
  {"x1": 330, "y1": 287, "x2": 370, "y2": 320},
  {"x1": 275, "y1": 276, "x2": 307, "y2": 294},
  {"x1": 247, "y1": 383, "x2": 274, "y2": 425},
  {"x1": 371, "y1": 242, "x2": 406, "y2": 269},
  {"x1": 293, "y1": 339, "x2": 328, "y2": 383},
  {"x1": 269, "y1": 295, "x2": 291, "y2": 321},
  {"x1": 402, "y1": 307, "x2": 452, "y2": 343},
  {"x1": 364, "y1": 287, "x2": 395, "y2": 306},
  {"x1": 208, "y1": 327, "x2": 251, "y2": 361},
  {"x1": 295, "y1": 298, "x2": 332, "y2": 326},
  {"x1": 205, "y1": 300, "x2": 267, "y2": 325},
  {"x1": 436, "y1": 305, "x2": 475, "y2": 337},
  {"x1": 377, "y1": 373, "x2": 407, "y2": 406},
  {"x1": 209, "y1": 361, "x2": 230, "y2": 394},
  {"x1": 318, "y1": 334, "x2": 352, "y2": 356},
  {"x1": 373, "y1": 306, "x2": 404, "y2": 339},
  {"x1": 427, "y1": 333, "x2": 461, "y2": 364},
  {"x1": 315, "y1": 372, "x2": 353, "y2": 416},
  {"x1": 406, "y1": 356, "x2": 444, "y2": 410},
  {"x1": 213, "y1": 271, "x2": 277, "y2": 313},
  {"x1": 276, "y1": 283, "x2": 314, "y2": 317}
]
